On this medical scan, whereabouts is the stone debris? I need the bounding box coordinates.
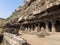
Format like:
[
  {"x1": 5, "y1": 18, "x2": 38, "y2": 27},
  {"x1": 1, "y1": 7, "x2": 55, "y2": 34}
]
[{"x1": 4, "y1": 32, "x2": 28, "y2": 45}]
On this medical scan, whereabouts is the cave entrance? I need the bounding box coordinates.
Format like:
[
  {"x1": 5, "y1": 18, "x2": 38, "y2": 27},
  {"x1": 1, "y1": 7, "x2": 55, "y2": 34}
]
[{"x1": 55, "y1": 20, "x2": 60, "y2": 32}]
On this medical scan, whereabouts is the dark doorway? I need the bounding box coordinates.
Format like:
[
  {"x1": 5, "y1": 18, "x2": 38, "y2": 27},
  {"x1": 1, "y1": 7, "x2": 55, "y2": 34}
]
[
  {"x1": 48, "y1": 22, "x2": 52, "y2": 32},
  {"x1": 55, "y1": 20, "x2": 60, "y2": 32}
]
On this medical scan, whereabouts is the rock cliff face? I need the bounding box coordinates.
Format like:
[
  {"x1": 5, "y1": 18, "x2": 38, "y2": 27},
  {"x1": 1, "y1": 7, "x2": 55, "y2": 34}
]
[
  {"x1": 6, "y1": 0, "x2": 36, "y2": 22},
  {"x1": 3, "y1": 0, "x2": 60, "y2": 23},
  {"x1": 3, "y1": 0, "x2": 60, "y2": 34}
]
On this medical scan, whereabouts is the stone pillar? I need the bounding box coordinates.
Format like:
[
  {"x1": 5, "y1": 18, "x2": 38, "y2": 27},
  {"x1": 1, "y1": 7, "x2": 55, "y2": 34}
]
[
  {"x1": 19, "y1": 26, "x2": 21, "y2": 34},
  {"x1": 25, "y1": 27, "x2": 28, "y2": 31},
  {"x1": 31, "y1": 25, "x2": 33, "y2": 32},
  {"x1": 45, "y1": 22, "x2": 50, "y2": 32},
  {"x1": 51, "y1": 21, "x2": 56, "y2": 32},
  {"x1": 19, "y1": 26, "x2": 21, "y2": 31},
  {"x1": 27, "y1": 25, "x2": 30, "y2": 32},
  {"x1": 34, "y1": 24, "x2": 37, "y2": 32},
  {"x1": 20, "y1": 25, "x2": 23, "y2": 31},
  {"x1": 37, "y1": 23, "x2": 41, "y2": 32}
]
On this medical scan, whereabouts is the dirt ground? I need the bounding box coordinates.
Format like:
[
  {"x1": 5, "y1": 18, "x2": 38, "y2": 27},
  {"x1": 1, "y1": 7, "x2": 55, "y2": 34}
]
[{"x1": 20, "y1": 32, "x2": 60, "y2": 45}]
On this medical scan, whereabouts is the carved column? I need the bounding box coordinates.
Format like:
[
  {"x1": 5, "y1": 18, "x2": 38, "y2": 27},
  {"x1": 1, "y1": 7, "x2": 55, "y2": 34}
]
[
  {"x1": 45, "y1": 22, "x2": 50, "y2": 32},
  {"x1": 34, "y1": 24, "x2": 37, "y2": 32},
  {"x1": 28, "y1": 25, "x2": 30, "y2": 32},
  {"x1": 31, "y1": 25, "x2": 33, "y2": 32},
  {"x1": 20, "y1": 25, "x2": 23, "y2": 31},
  {"x1": 25, "y1": 27, "x2": 28, "y2": 31},
  {"x1": 19, "y1": 26, "x2": 21, "y2": 31},
  {"x1": 37, "y1": 23, "x2": 41, "y2": 32},
  {"x1": 51, "y1": 20, "x2": 56, "y2": 32},
  {"x1": 33, "y1": 24, "x2": 37, "y2": 31}
]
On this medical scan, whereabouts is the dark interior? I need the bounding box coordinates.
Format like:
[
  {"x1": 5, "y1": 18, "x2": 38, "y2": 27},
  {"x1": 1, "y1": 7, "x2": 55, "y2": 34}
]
[{"x1": 55, "y1": 20, "x2": 60, "y2": 32}]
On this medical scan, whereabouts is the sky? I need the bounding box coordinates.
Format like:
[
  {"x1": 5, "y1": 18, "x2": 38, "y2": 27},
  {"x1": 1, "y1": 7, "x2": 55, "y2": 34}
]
[{"x1": 0, "y1": 0, "x2": 24, "y2": 19}]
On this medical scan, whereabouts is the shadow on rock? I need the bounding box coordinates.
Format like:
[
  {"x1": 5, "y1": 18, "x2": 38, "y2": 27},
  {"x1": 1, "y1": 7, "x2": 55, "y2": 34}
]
[{"x1": 0, "y1": 34, "x2": 3, "y2": 43}]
